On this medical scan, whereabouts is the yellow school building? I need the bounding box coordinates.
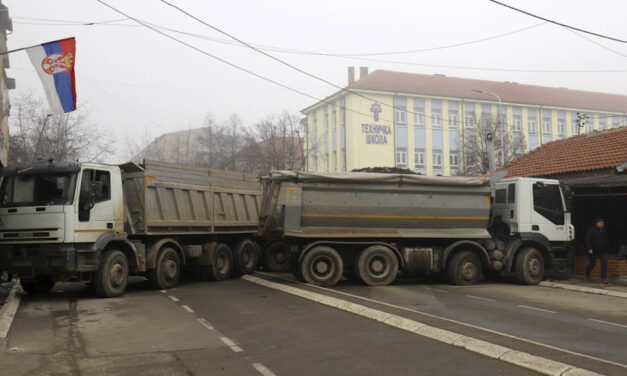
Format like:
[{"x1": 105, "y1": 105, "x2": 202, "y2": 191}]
[{"x1": 302, "y1": 68, "x2": 627, "y2": 175}]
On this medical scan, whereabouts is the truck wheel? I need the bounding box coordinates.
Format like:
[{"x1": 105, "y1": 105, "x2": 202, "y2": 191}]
[
  {"x1": 93, "y1": 249, "x2": 129, "y2": 298},
  {"x1": 300, "y1": 246, "x2": 343, "y2": 287},
  {"x1": 232, "y1": 239, "x2": 259, "y2": 276},
  {"x1": 148, "y1": 247, "x2": 181, "y2": 290},
  {"x1": 515, "y1": 247, "x2": 544, "y2": 285},
  {"x1": 355, "y1": 245, "x2": 399, "y2": 286},
  {"x1": 21, "y1": 277, "x2": 55, "y2": 294},
  {"x1": 447, "y1": 251, "x2": 482, "y2": 286},
  {"x1": 206, "y1": 243, "x2": 234, "y2": 281},
  {"x1": 263, "y1": 242, "x2": 290, "y2": 273}
]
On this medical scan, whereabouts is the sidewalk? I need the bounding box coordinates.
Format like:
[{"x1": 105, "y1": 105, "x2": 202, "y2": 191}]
[{"x1": 541, "y1": 274, "x2": 627, "y2": 298}]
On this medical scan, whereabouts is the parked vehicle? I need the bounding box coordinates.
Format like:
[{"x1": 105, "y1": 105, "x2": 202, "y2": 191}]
[
  {"x1": 259, "y1": 171, "x2": 574, "y2": 287},
  {"x1": 0, "y1": 160, "x2": 261, "y2": 297}
]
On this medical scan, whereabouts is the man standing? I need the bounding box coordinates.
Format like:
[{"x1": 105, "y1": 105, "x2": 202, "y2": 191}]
[{"x1": 585, "y1": 218, "x2": 610, "y2": 284}]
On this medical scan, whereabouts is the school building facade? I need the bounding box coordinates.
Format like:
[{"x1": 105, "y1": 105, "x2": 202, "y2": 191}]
[{"x1": 301, "y1": 68, "x2": 627, "y2": 175}]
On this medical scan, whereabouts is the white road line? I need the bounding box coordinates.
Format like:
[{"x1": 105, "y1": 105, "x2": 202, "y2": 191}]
[
  {"x1": 168, "y1": 295, "x2": 179, "y2": 302},
  {"x1": 424, "y1": 286, "x2": 448, "y2": 293},
  {"x1": 253, "y1": 272, "x2": 627, "y2": 371},
  {"x1": 252, "y1": 362, "x2": 277, "y2": 376},
  {"x1": 516, "y1": 305, "x2": 557, "y2": 314},
  {"x1": 589, "y1": 318, "x2": 627, "y2": 329},
  {"x1": 467, "y1": 295, "x2": 496, "y2": 302},
  {"x1": 220, "y1": 336, "x2": 244, "y2": 352},
  {"x1": 197, "y1": 318, "x2": 214, "y2": 330},
  {"x1": 0, "y1": 284, "x2": 21, "y2": 339},
  {"x1": 160, "y1": 290, "x2": 167, "y2": 293},
  {"x1": 181, "y1": 305, "x2": 194, "y2": 313}
]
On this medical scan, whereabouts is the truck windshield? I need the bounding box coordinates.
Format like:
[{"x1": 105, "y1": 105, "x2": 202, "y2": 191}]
[
  {"x1": 532, "y1": 183, "x2": 565, "y2": 225},
  {"x1": 0, "y1": 173, "x2": 77, "y2": 207}
]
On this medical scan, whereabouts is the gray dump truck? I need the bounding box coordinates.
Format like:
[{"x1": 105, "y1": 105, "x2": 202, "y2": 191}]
[
  {"x1": 259, "y1": 171, "x2": 574, "y2": 287},
  {"x1": 0, "y1": 160, "x2": 261, "y2": 297}
]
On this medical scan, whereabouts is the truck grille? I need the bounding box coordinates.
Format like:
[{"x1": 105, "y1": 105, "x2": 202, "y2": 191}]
[{"x1": 0, "y1": 228, "x2": 58, "y2": 242}]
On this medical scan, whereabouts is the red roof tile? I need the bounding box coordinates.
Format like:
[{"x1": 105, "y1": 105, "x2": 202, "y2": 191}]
[
  {"x1": 348, "y1": 70, "x2": 627, "y2": 113},
  {"x1": 504, "y1": 127, "x2": 627, "y2": 177}
]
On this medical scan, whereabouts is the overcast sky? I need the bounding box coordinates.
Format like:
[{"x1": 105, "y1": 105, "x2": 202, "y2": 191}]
[{"x1": 5, "y1": 0, "x2": 627, "y2": 162}]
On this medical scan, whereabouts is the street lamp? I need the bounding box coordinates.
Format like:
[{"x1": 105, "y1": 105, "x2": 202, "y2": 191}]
[{"x1": 472, "y1": 89, "x2": 504, "y2": 167}]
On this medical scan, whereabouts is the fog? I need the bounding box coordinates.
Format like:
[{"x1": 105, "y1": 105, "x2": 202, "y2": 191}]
[{"x1": 5, "y1": 0, "x2": 627, "y2": 162}]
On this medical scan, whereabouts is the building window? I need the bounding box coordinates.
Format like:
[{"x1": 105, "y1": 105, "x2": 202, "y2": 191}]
[
  {"x1": 395, "y1": 106, "x2": 407, "y2": 125},
  {"x1": 599, "y1": 119, "x2": 607, "y2": 131},
  {"x1": 449, "y1": 151, "x2": 459, "y2": 167},
  {"x1": 558, "y1": 119, "x2": 566, "y2": 136},
  {"x1": 542, "y1": 117, "x2": 551, "y2": 135},
  {"x1": 612, "y1": 117, "x2": 619, "y2": 129},
  {"x1": 432, "y1": 109, "x2": 442, "y2": 128},
  {"x1": 332, "y1": 105, "x2": 337, "y2": 126},
  {"x1": 432, "y1": 150, "x2": 443, "y2": 168},
  {"x1": 449, "y1": 111, "x2": 458, "y2": 129},
  {"x1": 512, "y1": 115, "x2": 522, "y2": 132},
  {"x1": 528, "y1": 119, "x2": 537, "y2": 134},
  {"x1": 414, "y1": 110, "x2": 425, "y2": 127},
  {"x1": 585, "y1": 114, "x2": 594, "y2": 133},
  {"x1": 465, "y1": 113, "x2": 475, "y2": 129},
  {"x1": 396, "y1": 148, "x2": 407, "y2": 168},
  {"x1": 414, "y1": 149, "x2": 425, "y2": 168}
]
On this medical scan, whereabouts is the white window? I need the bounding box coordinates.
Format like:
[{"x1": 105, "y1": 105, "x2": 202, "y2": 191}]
[
  {"x1": 395, "y1": 107, "x2": 407, "y2": 125},
  {"x1": 542, "y1": 118, "x2": 551, "y2": 135},
  {"x1": 432, "y1": 150, "x2": 443, "y2": 168},
  {"x1": 512, "y1": 115, "x2": 522, "y2": 132},
  {"x1": 414, "y1": 109, "x2": 425, "y2": 127},
  {"x1": 449, "y1": 112, "x2": 458, "y2": 128},
  {"x1": 599, "y1": 120, "x2": 607, "y2": 131},
  {"x1": 449, "y1": 152, "x2": 459, "y2": 167},
  {"x1": 414, "y1": 149, "x2": 425, "y2": 168},
  {"x1": 528, "y1": 119, "x2": 537, "y2": 134},
  {"x1": 432, "y1": 109, "x2": 442, "y2": 128},
  {"x1": 481, "y1": 115, "x2": 491, "y2": 130},
  {"x1": 465, "y1": 113, "x2": 475, "y2": 129},
  {"x1": 396, "y1": 148, "x2": 407, "y2": 168},
  {"x1": 558, "y1": 120, "x2": 566, "y2": 135}
]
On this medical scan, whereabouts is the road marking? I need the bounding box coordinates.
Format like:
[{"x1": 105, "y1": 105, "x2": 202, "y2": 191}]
[
  {"x1": 160, "y1": 290, "x2": 167, "y2": 293},
  {"x1": 0, "y1": 284, "x2": 21, "y2": 339},
  {"x1": 252, "y1": 272, "x2": 627, "y2": 371},
  {"x1": 424, "y1": 286, "x2": 448, "y2": 293},
  {"x1": 181, "y1": 305, "x2": 194, "y2": 313},
  {"x1": 516, "y1": 305, "x2": 557, "y2": 314},
  {"x1": 168, "y1": 295, "x2": 179, "y2": 302},
  {"x1": 197, "y1": 318, "x2": 214, "y2": 330},
  {"x1": 589, "y1": 318, "x2": 627, "y2": 329},
  {"x1": 220, "y1": 336, "x2": 244, "y2": 352},
  {"x1": 252, "y1": 362, "x2": 277, "y2": 376},
  {"x1": 467, "y1": 294, "x2": 496, "y2": 302},
  {"x1": 540, "y1": 281, "x2": 627, "y2": 299}
]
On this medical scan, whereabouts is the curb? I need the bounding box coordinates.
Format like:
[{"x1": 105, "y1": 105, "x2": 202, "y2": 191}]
[
  {"x1": 0, "y1": 283, "x2": 21, "y2": 338},
  {"x1": 243, "y1": 275, "x2": 602, "y2": 376},
  {"x1": 540, "y1": 281, "x2": 627, "y2": 299}
]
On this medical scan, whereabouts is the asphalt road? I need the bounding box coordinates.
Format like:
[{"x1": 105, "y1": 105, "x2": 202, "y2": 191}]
[{"x1": 0, "y1": 273, "x2": 625, "y2": 375}]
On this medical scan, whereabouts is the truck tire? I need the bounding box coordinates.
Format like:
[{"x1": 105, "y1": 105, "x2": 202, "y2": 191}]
[
  {"x1": 20, "y1": 277, "x2": 55, "y2": 294},
  {"x1": 206, "y1": 243, "x2": 234, "y2": 281},
  {"x1": 232, "y1": 239, "x2": 259, "y2": 276},
  {"x1": 447, "y1": 250, "x2": 482, "y2": 286},
  {"x1": 300, "y1": 246, "x2": 343, "y2": 287},
  {"x1": 515, "y1": 246, "x2": 544, "y2": 285},
  {"x1": 148, "y1": 247, "x2": 181, "y2": 290},
  {"x1": 263, "y1": 242, "x2": 290, "y2": 273},
  {"x1": 354, "y1": 245, "x2": 399, "y2": 286},
  {"x1": 93, "y1": 249, "x2": 129, "y2": 298}
]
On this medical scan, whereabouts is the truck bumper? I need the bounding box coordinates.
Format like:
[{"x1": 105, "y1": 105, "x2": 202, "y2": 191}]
[{"x1": 0, "y1": 244, "x2": 99, "y2": 279}]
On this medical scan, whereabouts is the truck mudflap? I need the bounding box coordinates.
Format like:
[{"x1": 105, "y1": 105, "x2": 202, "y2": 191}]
[{"x1": 0, "y1": 244, "x2": 101, "y2": 278}]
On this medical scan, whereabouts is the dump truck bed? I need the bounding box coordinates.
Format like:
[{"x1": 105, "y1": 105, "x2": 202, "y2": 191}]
[
  {"x1": 122, "y1": 160, "x2": 261, "y2": 235},
  {"x1": 260, "y1": 171, "x2": 492, "y2": 239}
]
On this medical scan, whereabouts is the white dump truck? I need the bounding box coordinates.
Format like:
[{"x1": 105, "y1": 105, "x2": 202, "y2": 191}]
[
  {"x1": 259, "y1": 171, "x2": 574, "y2": 287},
  {"x1": 0, "y1": 160, "x2": 261, "y2": 297}
]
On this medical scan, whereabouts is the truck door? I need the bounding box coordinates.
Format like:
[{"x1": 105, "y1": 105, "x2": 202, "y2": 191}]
[{"x1": 74, "y1": 168, "x2": 115, "y2": 242}]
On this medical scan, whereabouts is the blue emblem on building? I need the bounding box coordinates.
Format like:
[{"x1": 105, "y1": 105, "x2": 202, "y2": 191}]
[{"x1": 370, "y1": 103, "x2": 382, "y2": 121}]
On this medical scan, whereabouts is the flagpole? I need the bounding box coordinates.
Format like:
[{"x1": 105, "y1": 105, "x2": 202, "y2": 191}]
[{"x1": 0, "y1": 37, "x2": 75, "y2": 56}]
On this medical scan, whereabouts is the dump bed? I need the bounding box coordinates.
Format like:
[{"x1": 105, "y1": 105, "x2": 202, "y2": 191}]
[
  {"x1": 260, "y1": 171, "x2": 492, "y2": 239},
  {"x1": 122, "y1": 160, "x2": 261, "y2": 235}
]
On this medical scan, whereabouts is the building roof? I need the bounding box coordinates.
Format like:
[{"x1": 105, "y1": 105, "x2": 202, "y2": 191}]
[
  {"x1": 504, "y1": 127, "x2": 627, "y2": 178},
  {"x1": 345, "y1": 70, "x2": 627, "y2": 113}
]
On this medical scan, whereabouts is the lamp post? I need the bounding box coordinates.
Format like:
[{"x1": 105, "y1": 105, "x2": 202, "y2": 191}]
[{"x1": 472, "y1": 89, "x2": 504, "y2": 167}]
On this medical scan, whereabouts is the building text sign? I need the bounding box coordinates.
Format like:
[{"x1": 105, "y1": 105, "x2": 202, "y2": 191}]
[{"x1": 361, "y1": 124, "x2": 391, "y2": 144}]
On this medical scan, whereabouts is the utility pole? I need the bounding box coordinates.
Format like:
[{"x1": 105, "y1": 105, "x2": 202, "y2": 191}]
[
  {"x1": 576, "y1": 112, "x2": 586, "y2": 135},
  {"x1": 472, "y1": 89, "x2": 503, "y2": 166},
  {"x1": 486, "y1": 132, "x2": 496, "y2": 172}
]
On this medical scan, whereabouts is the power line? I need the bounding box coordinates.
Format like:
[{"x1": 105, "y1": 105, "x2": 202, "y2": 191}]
[
  {"x1": 564, "y1": 28, "x2": 627, "y2": 59},
  {"x1": 489, "y1": 0, "x2": 627, "y2": 44}
]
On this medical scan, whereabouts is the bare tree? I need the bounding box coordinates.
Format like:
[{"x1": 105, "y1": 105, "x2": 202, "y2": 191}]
[
  {"x1": 462, "y1": 114, "x2": 526, "y2": 175},
  {"x1": 196, "y1": 112, "x2": 245, "y2": 170},
  {"x1": 125, "y1": 125, "x2": 167, "y2": 163},
  {"x1": 9, "y1": 92, "x2": 115, "y2": 165}
]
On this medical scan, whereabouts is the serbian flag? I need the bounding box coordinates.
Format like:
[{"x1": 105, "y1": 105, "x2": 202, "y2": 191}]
[{"x1": 26, "y1": 37, "x2": 77, "y2": 114}]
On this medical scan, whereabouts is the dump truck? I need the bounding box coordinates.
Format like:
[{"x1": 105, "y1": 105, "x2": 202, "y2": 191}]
[
  {"x1": 0, "y1": 160, "x2": 261, "y2": 297},
  {"x1": 259, "y1": 171, "x2": 574, "y2": 287}
]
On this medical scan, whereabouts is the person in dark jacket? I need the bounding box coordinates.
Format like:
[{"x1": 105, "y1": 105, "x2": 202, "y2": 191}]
[{"x1": 585, "y1": 218, "x2": 610, "y2": 284}]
